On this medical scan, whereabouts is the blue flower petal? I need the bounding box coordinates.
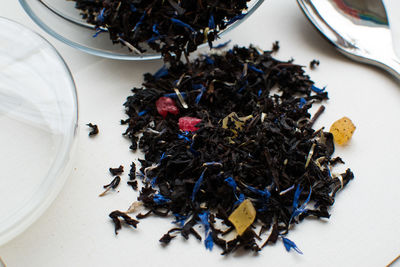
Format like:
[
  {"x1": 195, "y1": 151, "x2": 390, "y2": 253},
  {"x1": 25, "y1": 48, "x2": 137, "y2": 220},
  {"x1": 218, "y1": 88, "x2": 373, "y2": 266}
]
[
  {"x1": 172, "y1": 213, "x2": 187, "y2": 227},
  {"x1": 234, "y1": 193, "x2": 245, "y2": 206},
  {"x1": 247, "y1": 185, "x2": 271, "y2": 199},
  {"x1": 205, "y1": 232, "x2": 214, "y2": 251},
  {"x1": 97, "y1": 8, "x2": 105, "y2": 22},
  {"x1": 208, "y1": 14, "x2": 215, "y2": 29},
  {"x1": 248, "y1": 64, "x2": 264, "y2": 74},
  {"x1": 191, "y1": 169, "x2": 206, "y2": 201},
  {"x1": 213, "y1": 40, "x2": 231, "y2": 49},
  {"x1": 152, "y1": 24, "x2": 160, "y2": 35},
  {"x1": 293, "y1": 184, "x2": 302, "y2": 210},
  {"x1": 177, "y1": 134, "x2": 191, "y2": 142},
  {"x1": 138, "y1": 110, "x2": 148, "y2": 116},
  {"x1": 153, "y1": 193, "x2": 170, "y2": 204},
  {"x1": 224, "y1": 177, "x2": 237, "y2": 190},
  {"x1": 205, "y1": 55, "x2": 215, "y2": 65},
  {"x1": 193, "y1": 84, "x2": 206, "y2": 104},
  {"x1": 299, "y1": 98, "x2": 306, "y2": 108},
  {"x1": 311, "y1": 85, "x2": 326, "y2": 93},
  {"x1": 171, "y1": 18, "x2": 196, "y2": 32},
  {"x1": 151, "y1": 177, "x2": 157, "y2": 187},
  {"x1": 154, "y1": 65, "x2": 168, "y2": 80},
  {"x1": 93, "y1": 28, "x2": 106, "y2": 38},
  {"x1": 226, "y1": 13, "x2": 245, "y2": 26},
  {"x1": 132, "y1": 12, "x2": 146, "y2": 32},
  {"x1": 198, "y1": 211, "x2": 210, "y2": 233},
  {"x1": 282, "y1": 237, "x2": 303, "y2": 254}
]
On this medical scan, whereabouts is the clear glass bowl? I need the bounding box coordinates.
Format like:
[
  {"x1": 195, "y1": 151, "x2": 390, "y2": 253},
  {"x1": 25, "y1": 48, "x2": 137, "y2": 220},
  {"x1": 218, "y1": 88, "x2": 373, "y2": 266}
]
[
  {"x1": 0, "y1": 17, "x2": 78, "y2": 245},
  {"x1": 19, "y1": 0, "x2": 264, "y2": 60}
]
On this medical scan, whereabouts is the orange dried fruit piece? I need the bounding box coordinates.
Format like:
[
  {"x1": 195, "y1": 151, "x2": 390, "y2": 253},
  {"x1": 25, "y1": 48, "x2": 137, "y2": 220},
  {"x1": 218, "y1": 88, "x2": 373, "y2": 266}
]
[
  {"x1": 329, "y1": 116, "x2": 356, "y2": 145},
  {"x1": 228, "y1": 199, "x2": 256, "y2": 236}
]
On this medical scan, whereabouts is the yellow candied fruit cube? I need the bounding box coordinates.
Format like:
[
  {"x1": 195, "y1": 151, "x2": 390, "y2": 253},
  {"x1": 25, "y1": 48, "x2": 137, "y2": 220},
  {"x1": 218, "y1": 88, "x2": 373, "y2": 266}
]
[
  {"x1": 329, "y1": 116, "x2": 356, "y2": 145},
  {"x1": 228, "y1": 199, "x2": 256, "y2": 236}
]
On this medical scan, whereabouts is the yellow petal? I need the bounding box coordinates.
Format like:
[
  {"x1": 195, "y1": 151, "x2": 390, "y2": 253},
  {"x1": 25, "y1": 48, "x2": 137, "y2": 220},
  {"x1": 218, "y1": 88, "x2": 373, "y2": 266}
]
[{"x1": 222, "y1": 112, "x2": 253, "y2": 130}]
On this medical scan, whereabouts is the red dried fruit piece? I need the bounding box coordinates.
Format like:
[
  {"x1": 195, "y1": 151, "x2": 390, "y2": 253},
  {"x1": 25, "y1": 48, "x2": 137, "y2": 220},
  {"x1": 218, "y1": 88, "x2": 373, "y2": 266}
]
[
  {"x1": 179, "y1": 117, "x2": 202, "y2": 132},
  {"x1": 156, "y1": 97, "x2": 179, "y2": 118}
]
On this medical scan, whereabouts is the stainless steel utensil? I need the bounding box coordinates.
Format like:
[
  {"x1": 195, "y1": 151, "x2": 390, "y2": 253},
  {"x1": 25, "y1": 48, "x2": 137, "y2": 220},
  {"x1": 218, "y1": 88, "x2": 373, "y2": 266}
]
[{"x1": 297, "y1": 0, "x2": 400, "y2": 79}]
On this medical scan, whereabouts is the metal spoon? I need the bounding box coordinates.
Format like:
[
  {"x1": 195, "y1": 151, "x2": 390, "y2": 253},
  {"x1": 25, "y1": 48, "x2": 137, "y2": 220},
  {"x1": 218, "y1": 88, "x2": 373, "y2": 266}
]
[{"x1": 297, "y1": 0, "x2": 400, "y2": 79}]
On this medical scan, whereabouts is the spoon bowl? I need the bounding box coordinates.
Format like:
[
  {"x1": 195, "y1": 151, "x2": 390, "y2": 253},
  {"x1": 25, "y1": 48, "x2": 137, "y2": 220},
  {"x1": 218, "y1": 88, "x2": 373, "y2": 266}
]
[{"x1": 297, "y1": 0, "x2": 400, "y2": 79}]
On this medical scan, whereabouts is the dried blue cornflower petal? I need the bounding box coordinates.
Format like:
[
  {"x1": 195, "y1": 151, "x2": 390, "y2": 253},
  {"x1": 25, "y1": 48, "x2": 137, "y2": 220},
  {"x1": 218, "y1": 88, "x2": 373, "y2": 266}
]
[
  {"x1": 204, "y1": 233, "x2": 214, "y2": 251},
  {"x1": 238, "y1": 80, "x2": 249, "y2": 93},
  {"x1": 205, "y1": 55, "x2": 215, "y2": 65},
  {"x1": 154, "y1": 65, "x2": 168, "y2": 80},
  {"x1": 292, "y1": 184, "x2": 302, "y2": 211},
  {"x1": 258, "y1": 89, "x2": 263, "y2": 97},
  {"x1": 164, "y1": 92, "x2": 187, "y2": 98},
  {"x1": 130, "y1": 4, "x2": 137, "y2": 12},
  {"x1": 311, "y1": 85, "x2": 326, "y2": 93},
  {"x1": 248, "y1": 64, "x2": 264, "y2": 74},
  {"x1": 299, "y1": 98, "x2": 306, "y2": 108},
  {"x1": 151, "y1": 177, "x2": 157, "y2": 187},
  {"x1": 152, "y1": 24, "x2": 160, "y2": 36},
  {"x1": 282, "y1": 236, "x2": 303, "y2": 254},
  {"x1": 189, "y1": 143, "x2": 200, "y2": 156},
  {"x1": 291, "y1": 186, "x2": 312, "y2": 221},
  {"x1": 153, "y1": 193, "x2": 170, "y2": 205},
  {"x1": 246, "y1": 185, "x2": 271, "y2": 200},
  {"x1": 191, "y1": 169, "x2": 206, "y2": 201},
  {"x1": 198, "y1": 211, "x2": 210, "y2": 232},
  {"x1": 132, "y1": 12, "x2": 146, "y2": 32},
  {"x1": 193, "y1": 84, "x2": 206, "y2": 104},
  {"x1": 138, "y1": 110, "x2": 148, "y2": 116},
  {"x1": 93, "y1": 28, "x2": 106, "y2": 38},
  {"x1": 224, "y1": 177, "x2": 237, "y2": 190},
  {"x1": 177, "y1": 133, "x2": 191, "y2": 142},
  {"x1": 208, "y1": 14, "x2": 215, "y2": 29},
  {"x1": 160, "y1": 153, "x2": 166, "y2": 161},
  {"x1": 213, "y1": 40, "x2": 231, "y2": 49},
  {"x1": 97, "y1": 8, "x2": 105, "y2": 22},
  {"x1": 172, "y1": 213, "x2": 187, "y2": 226},
  {"x1": 226, "y1": 13, "x2": 245, "y2": 26},
  {"x1": 171, "y1": 18, "x2": 196, "y2": 32},
  {"x1": 147, "y1": 35, "x2": 161, "y2": 43},
  {"x1": 234, "y1": 193, "x2": 245, "y2": 206}
]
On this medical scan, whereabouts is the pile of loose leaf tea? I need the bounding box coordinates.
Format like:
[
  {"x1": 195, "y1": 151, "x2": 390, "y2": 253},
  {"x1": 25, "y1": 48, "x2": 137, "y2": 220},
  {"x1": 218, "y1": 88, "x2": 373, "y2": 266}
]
[
  {"x1": 73, "y1": 0, "x2": 250, "y2": 60},
  {"x1": 112, "y1": 45, "x2": 354, "y2": 254}
]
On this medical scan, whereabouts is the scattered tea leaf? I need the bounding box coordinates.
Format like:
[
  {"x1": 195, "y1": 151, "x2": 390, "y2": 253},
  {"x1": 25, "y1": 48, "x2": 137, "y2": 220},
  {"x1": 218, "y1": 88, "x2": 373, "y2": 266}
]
[
  {"x1": 109, "y1": 165, "x2": 124, "y2": 176},
  {"x1": 87, "y1": 123, "x2": 98, "y2": 136}
]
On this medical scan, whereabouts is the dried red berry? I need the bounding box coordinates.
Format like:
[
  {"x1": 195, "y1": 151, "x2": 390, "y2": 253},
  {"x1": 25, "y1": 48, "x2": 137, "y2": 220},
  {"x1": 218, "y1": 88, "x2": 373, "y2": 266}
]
[
  {"x1": 156, "y1": 97, "x2": 179, "y2": 118},
  {"x1": 179, "y1": 117, "x2": 202, "y2": 132}
]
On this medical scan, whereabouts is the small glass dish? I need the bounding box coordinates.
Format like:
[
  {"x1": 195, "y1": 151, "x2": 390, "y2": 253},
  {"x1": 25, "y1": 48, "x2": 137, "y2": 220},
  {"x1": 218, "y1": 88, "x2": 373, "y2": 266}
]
[
  {"x1": 0, "y1": 17, "x2": 78, "y2": 245},
  {"x1": 19, "y1": 0, "x2": 264, "y2": 60}
]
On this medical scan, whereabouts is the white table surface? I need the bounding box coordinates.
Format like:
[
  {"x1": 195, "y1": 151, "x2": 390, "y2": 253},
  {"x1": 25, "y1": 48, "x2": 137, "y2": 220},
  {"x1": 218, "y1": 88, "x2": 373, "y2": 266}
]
[{"x1": 1, "y1": 1, "x2": 400, "y2": 266}]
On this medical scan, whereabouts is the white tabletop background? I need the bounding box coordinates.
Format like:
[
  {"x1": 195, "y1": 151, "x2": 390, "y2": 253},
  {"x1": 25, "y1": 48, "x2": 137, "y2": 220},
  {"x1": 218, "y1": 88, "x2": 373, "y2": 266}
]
[{"x1": 1, "y1": 1, "x2": 400, "y2": 266}]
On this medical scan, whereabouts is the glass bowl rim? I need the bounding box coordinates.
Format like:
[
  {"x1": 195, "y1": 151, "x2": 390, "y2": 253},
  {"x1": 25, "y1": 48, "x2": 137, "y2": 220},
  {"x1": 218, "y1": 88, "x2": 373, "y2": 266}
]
[
  {"x1": 0, "y1": 16, "x2": 78, "y2": 245},
  {"x1": 19, "y1": 0, "x2": 265, "y2": 60}
]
